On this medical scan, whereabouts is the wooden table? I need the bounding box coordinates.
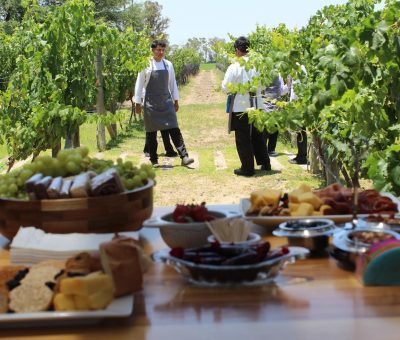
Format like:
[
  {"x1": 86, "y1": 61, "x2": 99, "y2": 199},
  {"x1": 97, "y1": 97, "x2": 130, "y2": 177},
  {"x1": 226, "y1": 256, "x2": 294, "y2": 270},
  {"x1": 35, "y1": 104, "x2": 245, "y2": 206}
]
[{"x1": 1, "y1": 205, "x2": 400, "y2": 340}]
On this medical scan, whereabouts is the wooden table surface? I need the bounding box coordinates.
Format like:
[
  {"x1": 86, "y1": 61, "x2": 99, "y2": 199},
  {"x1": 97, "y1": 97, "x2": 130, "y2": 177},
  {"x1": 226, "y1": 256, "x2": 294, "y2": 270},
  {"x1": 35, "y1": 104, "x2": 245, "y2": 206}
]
[{"x1": 1, "y1": 205, "x2": 400, "y2": 340}]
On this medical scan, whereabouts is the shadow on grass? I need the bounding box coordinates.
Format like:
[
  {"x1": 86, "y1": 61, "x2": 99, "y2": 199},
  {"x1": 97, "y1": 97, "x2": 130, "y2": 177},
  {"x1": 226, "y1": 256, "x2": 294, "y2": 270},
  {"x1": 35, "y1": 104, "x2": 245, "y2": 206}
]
[
  {"x1": 106, "y1": 120, "x2": 146, "y2": 149},
  {"x1": 254, "y1": 169, "x2": 281, "y2": 177}
]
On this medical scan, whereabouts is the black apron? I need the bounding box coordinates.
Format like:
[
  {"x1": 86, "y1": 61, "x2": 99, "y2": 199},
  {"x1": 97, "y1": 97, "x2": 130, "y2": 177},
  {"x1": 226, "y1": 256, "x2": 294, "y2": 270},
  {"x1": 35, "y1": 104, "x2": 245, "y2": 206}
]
[{"x1": 143, "y1": 60, "x2": 179, "y2": 132}]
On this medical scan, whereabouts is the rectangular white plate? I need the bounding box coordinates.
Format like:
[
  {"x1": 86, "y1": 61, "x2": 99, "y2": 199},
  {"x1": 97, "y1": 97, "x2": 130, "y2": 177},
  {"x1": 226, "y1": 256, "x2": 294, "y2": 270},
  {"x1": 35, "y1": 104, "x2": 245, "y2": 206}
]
[
  {"x1": 0, "y1": 295, "x2": 133, "y2": 328},
  {"x1": 240, "y1": 192, "x2": 400, "y2": 229}
]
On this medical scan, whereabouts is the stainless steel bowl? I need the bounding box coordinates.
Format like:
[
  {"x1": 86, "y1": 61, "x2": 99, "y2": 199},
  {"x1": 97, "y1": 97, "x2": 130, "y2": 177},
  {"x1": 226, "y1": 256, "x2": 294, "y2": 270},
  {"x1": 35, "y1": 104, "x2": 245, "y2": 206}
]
[
  {"x1": 330, "y1": 227, "x2": 400, "y2": 271},
  {"x1": 273, "y1": 219, "x2": 336, "y2": 255}
]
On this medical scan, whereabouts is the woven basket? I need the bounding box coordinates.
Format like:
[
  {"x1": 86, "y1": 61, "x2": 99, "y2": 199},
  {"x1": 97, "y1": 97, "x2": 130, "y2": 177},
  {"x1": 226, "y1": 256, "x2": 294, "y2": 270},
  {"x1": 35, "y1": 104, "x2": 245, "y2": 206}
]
[{"x1": 0, "y1": 179, "x2": 154, "y2": 240}]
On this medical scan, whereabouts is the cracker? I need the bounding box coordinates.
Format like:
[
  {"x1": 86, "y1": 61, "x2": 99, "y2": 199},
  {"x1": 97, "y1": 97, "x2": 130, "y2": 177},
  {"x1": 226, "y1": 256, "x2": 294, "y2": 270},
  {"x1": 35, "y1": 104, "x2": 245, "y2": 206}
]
[
  {"x1": 9, "y1": 283, "x2": 53, "y2": 313},
  {"x1": 0, "y1": 265, "x2": 27, "y2": 290},
  {"x1": 31, "y1": 260, "x2": 65, "y2": 270},
  {"x1": 21, "y1": 266, "x2": 62, "y2": 285},
  {"x1": 0, "y1": 288, "x2": 8, "y2": 313}
]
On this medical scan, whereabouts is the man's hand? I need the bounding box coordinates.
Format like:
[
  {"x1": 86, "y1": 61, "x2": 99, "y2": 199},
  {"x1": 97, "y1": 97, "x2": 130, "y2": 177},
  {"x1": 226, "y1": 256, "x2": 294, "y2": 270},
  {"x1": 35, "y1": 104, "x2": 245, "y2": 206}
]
[
  {"x1": 174, "y1": 101, "x2": 179, "y2": 113},
  {"x1": 135, "y1": 103, "x2": 142, "y2": 114}
]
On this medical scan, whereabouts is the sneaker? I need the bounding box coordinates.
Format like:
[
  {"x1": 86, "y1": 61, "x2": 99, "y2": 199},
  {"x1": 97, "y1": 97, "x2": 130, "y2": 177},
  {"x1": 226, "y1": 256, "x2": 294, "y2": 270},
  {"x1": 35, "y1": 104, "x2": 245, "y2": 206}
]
[
  {"x1": 151, "y1": 162, "x2": 160, "y2": 168},
  {"x1": 233, "y1": 168, "x2": 254, "y2": 177},
  {"x1": 268, "y1": 151, "x2": 279, "y2": 157},
  {"x1": 165, "y1": 151, "x2": 178, "y2": 157},
  {"x1": 260, "y1": 164, "x2": 271, "y2": 171},
  {"x1": 181, "y1": 156, "x2": 194, "y2": 166}
]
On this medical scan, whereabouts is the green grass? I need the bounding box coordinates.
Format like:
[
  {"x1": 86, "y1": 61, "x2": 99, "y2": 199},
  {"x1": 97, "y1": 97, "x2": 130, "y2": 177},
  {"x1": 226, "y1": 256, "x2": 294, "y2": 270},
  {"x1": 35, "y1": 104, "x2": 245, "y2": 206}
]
[
  {"x1": 0, "y1": 145, "x2": 7, "y2": 160},
  {"x1": 200, "y1": 63, "x2": 216, "y2": 71}
]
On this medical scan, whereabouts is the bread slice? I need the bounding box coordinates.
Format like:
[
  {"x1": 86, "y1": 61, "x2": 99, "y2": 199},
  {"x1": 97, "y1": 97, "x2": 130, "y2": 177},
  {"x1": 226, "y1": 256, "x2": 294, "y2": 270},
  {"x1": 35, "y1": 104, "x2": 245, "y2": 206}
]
[{"x1": 99, "y1": 236, "x2": 144, "y2": 297}]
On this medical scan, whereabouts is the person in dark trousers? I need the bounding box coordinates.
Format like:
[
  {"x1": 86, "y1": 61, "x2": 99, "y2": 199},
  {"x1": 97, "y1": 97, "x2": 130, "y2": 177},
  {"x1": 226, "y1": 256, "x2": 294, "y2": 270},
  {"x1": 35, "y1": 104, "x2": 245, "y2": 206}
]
[
  {"x1": 289, "y1": 128, "x2": 308, "y2": 164},
  {"x1": 287, "y1": 75, "x2": 308, "y2": 165},
  {"x1": 263, "y1": 76, "x2": 289, "y2": 157},
  {"x1": 134, "y1": 40, "x2": 194, "y2": 167},
  {"x1": 221, "y1": 36, "x2": 271, "y2": 177},
  {"x1": 143, "y1": 130, "x2": 178, "y2": 158}
]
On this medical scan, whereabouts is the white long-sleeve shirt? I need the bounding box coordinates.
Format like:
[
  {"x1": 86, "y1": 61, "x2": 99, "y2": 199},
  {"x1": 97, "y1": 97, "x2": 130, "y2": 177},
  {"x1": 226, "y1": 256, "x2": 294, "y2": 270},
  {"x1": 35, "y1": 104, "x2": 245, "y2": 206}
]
[
  {"x1": 221, "y1": 57, "x2": 263, "y2": 112},
  {"x1": 264, "y1": 75, "x2": 289, "y2": 100},
  {"x1": 134, "y1": 58, "x2": 179, "y2": 104}
]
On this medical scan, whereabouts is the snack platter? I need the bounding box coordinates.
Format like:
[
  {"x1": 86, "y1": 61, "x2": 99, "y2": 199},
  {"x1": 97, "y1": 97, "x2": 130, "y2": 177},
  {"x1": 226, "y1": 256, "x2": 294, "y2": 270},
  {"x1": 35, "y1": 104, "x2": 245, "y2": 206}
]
[
  {"x1": 240, "y1": 192, "x2": 400, "y2": 228},
  {"x1": 0, "y1": 295, "x2": 133, "y2": 327}
]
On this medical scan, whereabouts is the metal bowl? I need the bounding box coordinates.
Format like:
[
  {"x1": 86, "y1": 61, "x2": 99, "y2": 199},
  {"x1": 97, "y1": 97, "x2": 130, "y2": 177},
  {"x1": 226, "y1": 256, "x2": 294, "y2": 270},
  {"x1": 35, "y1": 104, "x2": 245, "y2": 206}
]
[
  {"x1": 358, "y1": 215, "x2": 400, "y2": 232},
  {"x1": 273, "y1": 219, "x2": 336, "y2": 255},
  {"x1": 330, "y1": 227, "x2": 400, "y2": 271}
]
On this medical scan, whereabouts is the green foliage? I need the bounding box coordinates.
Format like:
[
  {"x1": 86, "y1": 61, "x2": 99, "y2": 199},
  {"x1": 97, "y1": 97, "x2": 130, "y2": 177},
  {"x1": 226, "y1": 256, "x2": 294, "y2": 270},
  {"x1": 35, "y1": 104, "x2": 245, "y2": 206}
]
[
  {"x1": 100, "y1": 26, "x2": 150, "y2": 112},
  {"x1": 365, "y1": 144, "x2": 400, "y2": 196},
  {"x1": 0, "y1": 0, "x2": 151, "y2": 162},
  {"x1": 168, "y1": 46, "x2": 202, "y2": 85},
  {"x1": 214, "y1": 0, "x2": 400, "y2": 194}
]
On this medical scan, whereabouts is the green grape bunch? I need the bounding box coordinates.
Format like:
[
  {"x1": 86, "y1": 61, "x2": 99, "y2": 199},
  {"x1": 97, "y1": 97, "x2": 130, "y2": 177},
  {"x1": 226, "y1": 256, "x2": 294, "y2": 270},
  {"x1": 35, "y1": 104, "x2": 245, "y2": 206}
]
[{"x1": 0, "y1": 147, "x2": 156, "y2": 199}]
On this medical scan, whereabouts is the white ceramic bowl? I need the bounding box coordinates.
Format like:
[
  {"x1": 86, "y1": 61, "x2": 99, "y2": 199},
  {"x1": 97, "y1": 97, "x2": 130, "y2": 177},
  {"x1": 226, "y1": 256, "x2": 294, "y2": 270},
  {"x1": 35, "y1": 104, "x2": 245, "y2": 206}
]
[
  {"x1": 207, "y1": 232, "x2": 261, "y2": 246},
  {"x1": 143, "y1": 210, "x2": 239, "y2": 248}
]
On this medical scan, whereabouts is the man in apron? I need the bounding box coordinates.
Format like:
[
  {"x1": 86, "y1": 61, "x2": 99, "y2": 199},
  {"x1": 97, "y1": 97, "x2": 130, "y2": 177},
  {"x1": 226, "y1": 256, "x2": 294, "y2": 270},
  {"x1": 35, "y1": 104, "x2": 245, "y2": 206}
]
[
  {"x1": 221, "y1": 36, "x2": 271, "y2": 177},
  {"x1": 134, "y1": 40, "x2": 194, "y2": 167}
]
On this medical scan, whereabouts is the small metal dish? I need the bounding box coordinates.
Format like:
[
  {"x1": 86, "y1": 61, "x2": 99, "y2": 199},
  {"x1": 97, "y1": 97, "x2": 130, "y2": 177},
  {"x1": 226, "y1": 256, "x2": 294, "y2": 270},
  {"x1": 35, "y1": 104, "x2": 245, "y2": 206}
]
[
  {"x1": 330, "y1": 227, "x2": 400, "y2": 271},
  {"x1": 358, "y1": 215, "x2": 400, "y2": 232},
  {"x1": 273, "y1": 219, "x2": 336, "y2": 255}
]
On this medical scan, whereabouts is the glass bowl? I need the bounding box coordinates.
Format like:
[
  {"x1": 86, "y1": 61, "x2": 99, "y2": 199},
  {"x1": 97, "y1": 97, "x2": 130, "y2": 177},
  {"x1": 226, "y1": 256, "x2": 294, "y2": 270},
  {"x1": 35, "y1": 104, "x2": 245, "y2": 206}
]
[{"x1": 152, "y1": 246, "x2": 309, "y2": 287}]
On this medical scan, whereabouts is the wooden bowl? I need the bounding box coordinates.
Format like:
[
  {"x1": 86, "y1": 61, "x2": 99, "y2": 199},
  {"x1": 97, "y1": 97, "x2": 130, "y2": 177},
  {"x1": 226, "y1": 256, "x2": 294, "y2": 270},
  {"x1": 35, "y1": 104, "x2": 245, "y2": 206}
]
[{"x1": 0, "y1": 179, "x2": 154, "y2": 240}]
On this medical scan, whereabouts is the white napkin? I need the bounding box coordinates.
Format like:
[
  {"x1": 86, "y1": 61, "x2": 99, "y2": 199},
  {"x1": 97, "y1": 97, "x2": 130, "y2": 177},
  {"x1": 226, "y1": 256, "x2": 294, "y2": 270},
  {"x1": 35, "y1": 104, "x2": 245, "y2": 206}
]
[{"x1": 9, "y1": 226, "x2": 139, "y2": 265}]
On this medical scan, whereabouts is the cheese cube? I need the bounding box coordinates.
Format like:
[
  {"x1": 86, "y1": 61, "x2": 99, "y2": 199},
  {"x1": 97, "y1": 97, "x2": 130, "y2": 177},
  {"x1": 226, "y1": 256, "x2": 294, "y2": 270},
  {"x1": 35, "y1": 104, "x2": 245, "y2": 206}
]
[
  {"x1": 297, "y1": 192, "x2": 323, "y2": 210},
  {"x1": 250, "y1": 189, "x2": 282, "y2": 209},
  {"x1": 290, "y1": 202, "x2": 314, "y2": 216},
  {"x1": 53, "y1": 293, "x2": 75, "y2": 311},
  {"x1": 60, "y1": 272, "x2": 113, "y2": 296},
  {"x1": 58, "y1": 272, "x2": 114, "y2": 310}
]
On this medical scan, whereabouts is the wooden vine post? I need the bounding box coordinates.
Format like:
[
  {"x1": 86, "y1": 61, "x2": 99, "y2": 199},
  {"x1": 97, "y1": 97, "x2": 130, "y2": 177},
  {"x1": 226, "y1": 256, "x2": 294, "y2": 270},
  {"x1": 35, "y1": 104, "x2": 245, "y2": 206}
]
[{"x1": 95, "y1": 48, "x2": 107, "y2": 151}]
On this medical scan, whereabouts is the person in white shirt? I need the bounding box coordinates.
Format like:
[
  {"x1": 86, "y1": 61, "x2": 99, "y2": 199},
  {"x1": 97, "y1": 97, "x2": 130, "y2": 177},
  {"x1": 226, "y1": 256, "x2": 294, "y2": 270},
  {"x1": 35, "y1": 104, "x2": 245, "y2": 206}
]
[
  {"x1": 221, "y1": 36, "x2": 271, "y2": 177},
  {"x1": 134, "y1": 40, "x2": 194, "y2": 167}
]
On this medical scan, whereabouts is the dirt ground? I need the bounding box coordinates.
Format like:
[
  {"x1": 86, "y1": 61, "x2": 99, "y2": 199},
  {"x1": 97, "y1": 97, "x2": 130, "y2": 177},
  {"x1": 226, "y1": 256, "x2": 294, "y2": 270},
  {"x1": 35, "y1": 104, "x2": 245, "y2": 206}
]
[
  {"x1": 152, "y1": 69, "x2": 319, "y2": 207},
  {"x1": 180, "y1": 69, "x2": 226, "y2": 106}
]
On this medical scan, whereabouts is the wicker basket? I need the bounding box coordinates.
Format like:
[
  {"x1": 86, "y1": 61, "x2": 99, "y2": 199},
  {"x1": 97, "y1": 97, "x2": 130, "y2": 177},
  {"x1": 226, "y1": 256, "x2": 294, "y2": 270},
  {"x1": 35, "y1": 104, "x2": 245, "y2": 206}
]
[{"x1": 0, "y1": 179, "x2": 154, "y2": 240}]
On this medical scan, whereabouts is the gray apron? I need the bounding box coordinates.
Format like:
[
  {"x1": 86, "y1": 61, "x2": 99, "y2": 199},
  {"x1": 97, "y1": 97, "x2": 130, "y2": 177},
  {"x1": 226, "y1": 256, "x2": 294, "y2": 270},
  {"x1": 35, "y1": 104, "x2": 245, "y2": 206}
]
[{"x1": 143, "y1": 60, "x2": 179, "y2": 132}]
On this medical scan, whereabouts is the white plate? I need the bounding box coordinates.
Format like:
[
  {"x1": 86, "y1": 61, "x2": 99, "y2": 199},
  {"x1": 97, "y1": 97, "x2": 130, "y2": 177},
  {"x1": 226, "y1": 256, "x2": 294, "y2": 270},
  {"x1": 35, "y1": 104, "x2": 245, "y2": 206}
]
[
  {"x1": 0, "y1": 295, "x2": 133, "y2": 328},
  {"x1": 240, "y1": 192, "x2": 400, "y2": 229}
]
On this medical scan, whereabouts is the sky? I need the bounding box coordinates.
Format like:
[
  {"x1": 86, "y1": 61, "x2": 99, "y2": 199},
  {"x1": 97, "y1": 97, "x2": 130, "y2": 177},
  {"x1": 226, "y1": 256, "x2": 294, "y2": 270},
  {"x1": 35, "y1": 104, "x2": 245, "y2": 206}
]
[{"x1": 155, "y1": 0, "x2": 350, "y2": 45}]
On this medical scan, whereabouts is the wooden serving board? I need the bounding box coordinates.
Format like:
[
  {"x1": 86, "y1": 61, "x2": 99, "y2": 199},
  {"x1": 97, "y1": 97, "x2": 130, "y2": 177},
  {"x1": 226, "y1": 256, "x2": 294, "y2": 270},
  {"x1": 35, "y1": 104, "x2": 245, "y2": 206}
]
[{"x1": 0, "y1": 180, "x2": 153, "y2": 240}]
